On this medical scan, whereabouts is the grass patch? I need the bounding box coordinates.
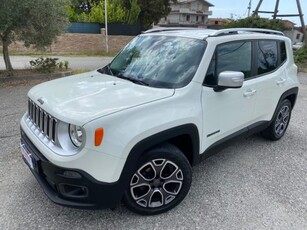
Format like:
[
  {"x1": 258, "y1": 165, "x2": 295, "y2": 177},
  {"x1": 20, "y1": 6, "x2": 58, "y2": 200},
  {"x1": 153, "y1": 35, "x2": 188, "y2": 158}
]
[
  {"x1": 294, "y1": 47, "x2": 307, "y2": 73},
  {"x1": 72, "y1": 69, "x2": 91, "y2": 75},
  {"x1": 0, "y1": 68, "x2": 71, "y2": 78}
]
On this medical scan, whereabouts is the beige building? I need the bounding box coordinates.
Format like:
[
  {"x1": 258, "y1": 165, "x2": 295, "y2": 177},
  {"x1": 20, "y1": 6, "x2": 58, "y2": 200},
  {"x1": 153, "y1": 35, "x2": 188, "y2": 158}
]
[
  {"x1": 207, "y1": 18, "x2": 232, "y2": 29},
  {"x1": 159, "y1": 0, "x2": 214, "y2": 27},
  {"x1": 279, "y1": 20, "x2": 303, "y2": 44}
]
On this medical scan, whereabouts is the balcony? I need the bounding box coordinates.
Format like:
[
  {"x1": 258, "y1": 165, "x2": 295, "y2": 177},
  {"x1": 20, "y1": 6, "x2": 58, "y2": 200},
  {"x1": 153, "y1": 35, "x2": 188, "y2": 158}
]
[{"x1": 177, "y1": 8, "x2": 212, "y2": 15}]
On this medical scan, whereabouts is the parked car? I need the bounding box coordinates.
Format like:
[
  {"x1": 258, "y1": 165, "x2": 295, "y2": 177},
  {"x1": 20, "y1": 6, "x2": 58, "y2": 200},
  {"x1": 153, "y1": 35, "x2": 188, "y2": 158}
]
[{"x1": 20, "y1": 28, "x2": 299, "y2": 215}]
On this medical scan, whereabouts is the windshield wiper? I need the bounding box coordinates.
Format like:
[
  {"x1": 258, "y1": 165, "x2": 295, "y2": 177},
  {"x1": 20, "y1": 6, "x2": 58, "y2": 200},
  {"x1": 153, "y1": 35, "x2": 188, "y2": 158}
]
[
  {"x1": 97, "y1": 64, "x2": 114, "y2": 76},
  {"x1": 106, "y1": 65, "x2": 114, "y2": 76},
  {"x1": 117, "y1": 73, "x2": 149, "y2": 86}
]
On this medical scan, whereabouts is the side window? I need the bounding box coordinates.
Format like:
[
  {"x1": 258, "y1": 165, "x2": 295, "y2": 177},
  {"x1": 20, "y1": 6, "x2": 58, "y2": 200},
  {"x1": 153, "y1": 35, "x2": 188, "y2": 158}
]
[
  {"x1": 257, "y1": 40, "x2": 278, "y2": 75},
  {"x1": 204, "y1": 54, "x2": 216, "y2": 85},
  {"x1": 280, "y1": 41, "x2": 287, "y2": 63},
  {"x1": 204, "y1": 41, "x2": 252, "y2": 86}
]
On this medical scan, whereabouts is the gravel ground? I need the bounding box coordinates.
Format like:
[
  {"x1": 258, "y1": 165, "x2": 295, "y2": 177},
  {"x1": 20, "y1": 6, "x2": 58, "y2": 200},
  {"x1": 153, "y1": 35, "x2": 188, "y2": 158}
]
[{"x1": 0, "y1": 75, "x2": 306, "y2": 230}]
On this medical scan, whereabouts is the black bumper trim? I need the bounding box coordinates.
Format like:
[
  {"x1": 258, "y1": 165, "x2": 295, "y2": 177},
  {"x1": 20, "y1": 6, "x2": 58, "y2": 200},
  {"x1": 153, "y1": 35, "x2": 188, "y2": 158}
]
[{"x1": 20, "y1": 128, "x2": 124, "y2": 209}]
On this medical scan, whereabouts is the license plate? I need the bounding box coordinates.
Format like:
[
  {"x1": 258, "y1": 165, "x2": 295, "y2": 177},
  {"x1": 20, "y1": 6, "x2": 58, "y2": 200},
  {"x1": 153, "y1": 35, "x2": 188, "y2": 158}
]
[{"x1": 20, "y1": 144, "x2": 34, "y2": 170}]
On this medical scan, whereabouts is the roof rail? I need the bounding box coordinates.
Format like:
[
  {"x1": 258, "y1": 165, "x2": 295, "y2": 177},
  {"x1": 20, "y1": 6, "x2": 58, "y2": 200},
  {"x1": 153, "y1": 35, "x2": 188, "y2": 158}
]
[
  {"x1": 209, "y1": 28, "x2": 284, "y2": 36},
  {"x1": 143, "y1": 27, "x2": 197, "y2": 34}
]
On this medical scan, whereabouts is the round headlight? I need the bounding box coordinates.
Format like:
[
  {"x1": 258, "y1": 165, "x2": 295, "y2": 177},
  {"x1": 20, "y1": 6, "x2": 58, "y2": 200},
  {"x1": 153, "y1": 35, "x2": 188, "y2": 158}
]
[{"x1": 69, "y1": 124, "x2": 84, "y2": 147}]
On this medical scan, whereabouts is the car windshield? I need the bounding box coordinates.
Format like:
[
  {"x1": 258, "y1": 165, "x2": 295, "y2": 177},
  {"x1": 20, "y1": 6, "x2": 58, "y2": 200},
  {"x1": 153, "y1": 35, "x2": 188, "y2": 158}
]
[{"x1": 108, "y1": 35, "x2": 206, "y2": 88}]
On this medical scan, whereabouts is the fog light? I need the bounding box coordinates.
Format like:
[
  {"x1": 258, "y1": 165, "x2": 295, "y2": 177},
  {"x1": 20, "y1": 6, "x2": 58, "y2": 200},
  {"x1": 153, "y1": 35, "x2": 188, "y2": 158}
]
[
  {"x1": 59, "y1": 184, "x2": 88, "y2": 198},
  {"x1": 62, "y1": 170, "x2": 82, "y2": 179}
]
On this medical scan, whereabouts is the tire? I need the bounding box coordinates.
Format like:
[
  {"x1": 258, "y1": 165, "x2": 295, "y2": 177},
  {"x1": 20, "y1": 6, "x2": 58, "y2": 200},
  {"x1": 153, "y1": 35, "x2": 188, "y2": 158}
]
[
  {"x1": 262, "y1": 99, "x2": 292, "y2": 141},
  {"x1": 123, "y1": 143, "x2": 192, "y2": 215}
]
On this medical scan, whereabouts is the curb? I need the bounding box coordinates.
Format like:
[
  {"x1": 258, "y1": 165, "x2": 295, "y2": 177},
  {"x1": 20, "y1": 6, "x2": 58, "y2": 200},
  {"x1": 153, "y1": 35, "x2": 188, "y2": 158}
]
[{"x1": 0, "y1": 71, "x2": 73, "y2": 83}]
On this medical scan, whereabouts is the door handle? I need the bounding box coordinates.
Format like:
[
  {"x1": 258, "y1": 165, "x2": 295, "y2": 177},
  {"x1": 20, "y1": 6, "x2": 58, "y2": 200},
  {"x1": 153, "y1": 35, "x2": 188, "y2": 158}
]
[
  {"x1": 276, "y1": 78, "x2": 286, "y2": 85},
  {"x1": 243, "y1": 89, "x2": 257, "y2": 97}
]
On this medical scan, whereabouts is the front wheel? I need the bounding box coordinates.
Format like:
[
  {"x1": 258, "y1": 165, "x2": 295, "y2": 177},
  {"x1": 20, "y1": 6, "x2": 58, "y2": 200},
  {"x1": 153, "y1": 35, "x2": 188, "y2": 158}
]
[
  {"x1": 123, "y1": 143, "x2": 192, "y2": 215},
  {"x1": 262, "y1": 99, "x2": 292, "y2": 141}
]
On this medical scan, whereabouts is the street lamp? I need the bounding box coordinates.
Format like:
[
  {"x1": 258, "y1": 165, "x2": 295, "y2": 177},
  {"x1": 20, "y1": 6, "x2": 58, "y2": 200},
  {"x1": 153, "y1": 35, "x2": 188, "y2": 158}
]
[{"x1": 104, "y1": 0, "x2": 109, "y2": 53}]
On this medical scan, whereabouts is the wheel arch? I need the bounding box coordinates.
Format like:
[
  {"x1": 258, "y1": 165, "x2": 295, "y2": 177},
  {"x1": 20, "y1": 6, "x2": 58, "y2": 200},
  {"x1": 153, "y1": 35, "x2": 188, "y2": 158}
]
[
  {"x1": 271, "y1": 87, "x2": 298, "y2": 124},
  {"x1": 279, "y1": 87, "x2": 298, "y2": 108},
  {"x1": 126, "y1": 124, "x2": 200, "y2": 167},
  {"x1": 116, "y1": 124, "x2": 200, "y2": 201}
]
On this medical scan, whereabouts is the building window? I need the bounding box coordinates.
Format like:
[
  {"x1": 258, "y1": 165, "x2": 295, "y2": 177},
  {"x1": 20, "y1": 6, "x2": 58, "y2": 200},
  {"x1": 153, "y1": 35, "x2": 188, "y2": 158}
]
[
  {"x1": 191, "y1": 2, "x2": 197, "y2": 11},
  {"x1": 215, "y1": 21, "x2": 218, "y2": 25},
  {"x1": 296, "y1": 34, "x2": 301, "y2": 40},
  {"x1": 186, "y1": 15, "x2": 190, "y2": 21},
  {"x1": 202, "y1": 16, "x2": 205, "y2": 22},
  {"x1": 196, "y1": 16, "x2": 199, "y2": 22}
]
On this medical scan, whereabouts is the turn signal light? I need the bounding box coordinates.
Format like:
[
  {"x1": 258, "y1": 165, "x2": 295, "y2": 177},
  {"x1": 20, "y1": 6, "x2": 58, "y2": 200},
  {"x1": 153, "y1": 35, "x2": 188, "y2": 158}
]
[{"x1": 95, "y1": 128, "x2": 104, "y2": 146}]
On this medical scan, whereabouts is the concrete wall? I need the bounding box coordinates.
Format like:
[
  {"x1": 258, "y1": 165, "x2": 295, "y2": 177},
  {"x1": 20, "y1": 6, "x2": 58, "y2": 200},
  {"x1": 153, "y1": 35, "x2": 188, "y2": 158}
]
[{"x1": 9, "y1": 33, "x2": 134, "y2": 53}]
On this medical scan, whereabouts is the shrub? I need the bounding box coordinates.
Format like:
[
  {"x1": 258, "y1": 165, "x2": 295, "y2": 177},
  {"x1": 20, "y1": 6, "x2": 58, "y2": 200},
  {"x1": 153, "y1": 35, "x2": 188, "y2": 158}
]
[
  {"x1": 224, "y1": 16, "x2": 290, "y2": 31},
  {"x1": 30, "y1": 57, "x2": 59, "y2": 72},
  {"x1": 294, "y1": 47, "x2": 307, "y2": 72},
  {"x1": 294, "y1": 47, "x2": 307, "y2": 64},
  {"x1": 64, "y1": 60, "x2": 69, "y2": 70},
  {"x1": 58, "y1": 61, "x2": 64, "y2": 69},
  {"x1": 30, "y1": 57, "x2": 69, "y2": 72}
]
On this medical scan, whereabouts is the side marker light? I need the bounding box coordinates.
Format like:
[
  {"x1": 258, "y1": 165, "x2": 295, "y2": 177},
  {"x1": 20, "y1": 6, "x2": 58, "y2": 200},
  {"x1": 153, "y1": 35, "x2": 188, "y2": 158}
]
[{"x1": 95, "y1": 128, "x2": 104, "y2": 146}]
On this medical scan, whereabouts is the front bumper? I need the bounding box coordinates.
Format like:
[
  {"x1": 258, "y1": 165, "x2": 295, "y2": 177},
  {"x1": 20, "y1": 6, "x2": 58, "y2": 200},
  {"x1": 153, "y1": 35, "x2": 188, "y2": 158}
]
[{"x1": 20, "y1": 129, "x2": 124, "y2": 209}]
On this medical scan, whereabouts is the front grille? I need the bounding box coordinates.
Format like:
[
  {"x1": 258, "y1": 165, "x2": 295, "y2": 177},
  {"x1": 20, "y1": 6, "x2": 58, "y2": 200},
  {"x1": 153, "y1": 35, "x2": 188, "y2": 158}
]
[{"x1": 28, "y1": 99, "x2": 57, "y2": 142}]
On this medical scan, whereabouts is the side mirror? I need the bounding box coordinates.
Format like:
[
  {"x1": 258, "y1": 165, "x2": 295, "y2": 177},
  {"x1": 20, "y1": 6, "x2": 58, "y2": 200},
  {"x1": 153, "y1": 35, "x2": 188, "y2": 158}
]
[{"x1": 214, "y1": 71, "x2": 244, "y2": 92}]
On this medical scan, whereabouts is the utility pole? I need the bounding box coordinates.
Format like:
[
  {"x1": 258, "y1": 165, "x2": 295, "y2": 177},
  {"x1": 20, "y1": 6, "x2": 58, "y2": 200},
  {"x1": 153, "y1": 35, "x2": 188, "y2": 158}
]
[
  {"x1": 296, "y1": 0, "x2": 307, "y2": 46},
  {"x1": 247, "y1": 0, "x2": 252, "y2": 17},
  {"x1": 273, "y1": 0, "x2": 280, "y2": 19},
  {"x1": 252, "y1": 0, "x2": 263, "y2": 17},
  {"x1": 104, "y1": 0, "x2": 109, "y2": 53}
]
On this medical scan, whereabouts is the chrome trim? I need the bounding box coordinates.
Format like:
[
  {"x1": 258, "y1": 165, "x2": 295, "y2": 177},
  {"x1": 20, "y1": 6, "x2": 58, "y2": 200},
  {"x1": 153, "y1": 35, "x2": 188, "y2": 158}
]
[{"x1": 28, "y1": 99, "x2": 57, "y2": 143}]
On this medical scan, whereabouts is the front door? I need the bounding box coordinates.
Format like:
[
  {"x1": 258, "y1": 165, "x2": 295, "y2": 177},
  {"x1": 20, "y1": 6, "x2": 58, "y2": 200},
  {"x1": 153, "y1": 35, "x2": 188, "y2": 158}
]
[{"x1": 201, "y1": 40, "x2": 257, "y2": 153}]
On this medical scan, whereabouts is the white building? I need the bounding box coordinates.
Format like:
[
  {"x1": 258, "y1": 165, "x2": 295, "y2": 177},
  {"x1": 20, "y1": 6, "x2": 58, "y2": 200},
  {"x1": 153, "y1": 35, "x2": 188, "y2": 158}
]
[
  {"x1": 284, "y1": 29, "x2": 303, "y2": 44},
  {"x1": 159, "y1": 0, "x2": 214, "y2": 27}
]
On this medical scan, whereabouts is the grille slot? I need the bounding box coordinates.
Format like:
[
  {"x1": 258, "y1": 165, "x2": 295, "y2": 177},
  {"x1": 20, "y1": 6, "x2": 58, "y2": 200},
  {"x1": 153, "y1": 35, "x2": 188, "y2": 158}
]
[{"x1": 28, "y1": 99, "x2": 57, "y2": 142}]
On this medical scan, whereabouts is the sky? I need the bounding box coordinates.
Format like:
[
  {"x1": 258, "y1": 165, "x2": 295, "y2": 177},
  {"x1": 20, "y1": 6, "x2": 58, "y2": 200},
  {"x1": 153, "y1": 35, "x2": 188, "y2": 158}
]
[{"x1": 208, "y1": 0, "x2": 307, "y2": 26}]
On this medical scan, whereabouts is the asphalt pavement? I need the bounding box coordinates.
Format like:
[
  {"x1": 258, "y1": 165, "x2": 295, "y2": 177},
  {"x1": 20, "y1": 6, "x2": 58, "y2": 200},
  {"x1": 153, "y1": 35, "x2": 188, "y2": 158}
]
[{"x1": 0, "y1": 73, "x2": 306, "y2": 229}]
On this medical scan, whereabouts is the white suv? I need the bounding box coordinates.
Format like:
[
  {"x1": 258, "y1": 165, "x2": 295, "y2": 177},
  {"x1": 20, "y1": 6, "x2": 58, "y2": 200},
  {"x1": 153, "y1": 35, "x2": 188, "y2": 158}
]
[{"x1": 20, "y1": 28, "x2": 299, "y2": 215}]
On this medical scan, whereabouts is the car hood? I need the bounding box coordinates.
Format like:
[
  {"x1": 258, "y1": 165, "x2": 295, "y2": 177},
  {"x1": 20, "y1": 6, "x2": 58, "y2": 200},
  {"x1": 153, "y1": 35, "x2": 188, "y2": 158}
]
[{"x1": 28, "y1": 71, "x2": 174, "y2": 125}]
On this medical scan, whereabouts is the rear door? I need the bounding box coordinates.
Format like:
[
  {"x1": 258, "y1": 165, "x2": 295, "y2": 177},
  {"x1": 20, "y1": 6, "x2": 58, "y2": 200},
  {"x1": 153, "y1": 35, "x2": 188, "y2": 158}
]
[{"x1": 252, "y1": 40, "x2": 289, "y2": 121}]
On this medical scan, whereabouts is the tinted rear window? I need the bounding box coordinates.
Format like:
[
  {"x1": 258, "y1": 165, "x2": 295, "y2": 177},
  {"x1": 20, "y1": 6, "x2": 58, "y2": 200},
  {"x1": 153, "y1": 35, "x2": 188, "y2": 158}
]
[
  {"x1": 280, "y1": 41, "x2": 287, "y2": 63},
  {"x1": 257, "y1": 40, "x2": 278, "y2": 75}
]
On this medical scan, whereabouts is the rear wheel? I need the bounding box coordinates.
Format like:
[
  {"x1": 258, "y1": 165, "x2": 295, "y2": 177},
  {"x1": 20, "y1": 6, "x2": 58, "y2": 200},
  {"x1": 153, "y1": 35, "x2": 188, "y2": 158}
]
[
  {"x1": 123, "y1": 143, "x2": 192, "y2": 215},
  {"x1": 262, "y1": 99, "x2": 292, "y2": 141}
]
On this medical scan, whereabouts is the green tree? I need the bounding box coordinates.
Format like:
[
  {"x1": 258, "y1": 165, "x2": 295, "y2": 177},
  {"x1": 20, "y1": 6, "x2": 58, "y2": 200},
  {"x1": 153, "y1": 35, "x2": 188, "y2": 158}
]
[
  {"x1": 68, "y1": 0, "x2": 140, "y2": 25},
  {"x1": 224, "y1": 16, "x2": 290, "y2": 31},
  {"x1": 0, "y1": 0, "x2": 69, "y2": 71},
  {"x1": 136, "y1": 0, "x2": 177, "y2": 29},
  {"x1": 69, "y1": 0, "x2": 175, "y2": 28},
  {"x1": 125, "y1": 0, "x2": 141, "y2": 25}
]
